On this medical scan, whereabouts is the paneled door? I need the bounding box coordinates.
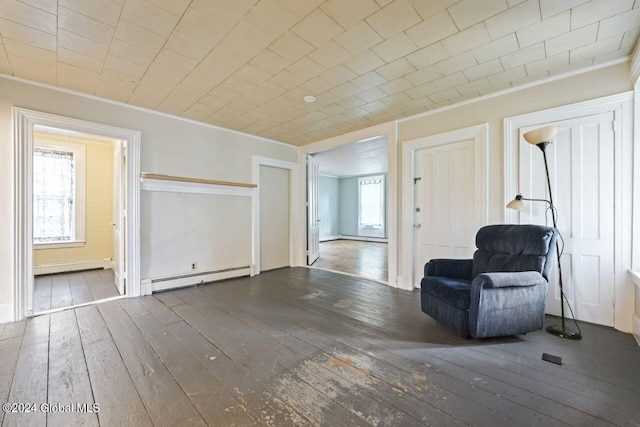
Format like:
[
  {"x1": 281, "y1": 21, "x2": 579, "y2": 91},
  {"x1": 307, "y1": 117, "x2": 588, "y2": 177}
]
[
  {"x1": 112, "y1": 141, "x2": 126, "y2": 295},
  {"x1": 413, "y1": 139, "x2": 480, "y2": 287},
  {"x1": 518, "y1": 112, "x2": 615, "y2": 326},
  {"x1": 307, "y1": 155, "x2": 320, "y2": 265}
]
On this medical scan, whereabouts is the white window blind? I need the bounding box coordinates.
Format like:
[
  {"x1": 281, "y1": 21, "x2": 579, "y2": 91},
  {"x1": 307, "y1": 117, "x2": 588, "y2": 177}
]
[{"x1": 33, "y1": 147, "x2": 75, "y2": 243}]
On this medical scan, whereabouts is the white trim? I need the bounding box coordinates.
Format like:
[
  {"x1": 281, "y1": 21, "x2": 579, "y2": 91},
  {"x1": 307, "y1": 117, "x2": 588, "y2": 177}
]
[
  {"x1": 13, "y1": 108, "x2": 142, "y2": 321},
  {"x1": 503, "y1": 92, "x2": 634, "y2": 332},
  {"x1": 633, "y1": 315, "x2": 640, "y2": 346},
  {"x1": 306, "y1": 265, "x2": 388, "y2": 287},
  {"x1": 34, "y1": 295, "x2": 125, "y2": 316},
  {"x1": 397, "y1": 57, "x2": 630, "y2": 124},
  {"x1": 34, "y1": 240, "x2": 85, "y2": 249},
  {"x1": 338, "y1": 235, "x2": 388, "y2": 243},
  {"x1": 299, "y1": 121, "x2": 398, "y2": 288},
  {"x1": 0, "y1": 74, "x2": 293, "y2": 149},
  {"x1": 400, "y1": 123, "x2": 489, "y2": 291},
  {"x1": 630, "y1": 41, "x2": 640, "y2": 83},
  {"x1": 147, "y1": 267, "x2": 250, "y2": 293},
  {"x1": 319, "y1": 235, "x2": 341, "y2": 242},
  {"x1": 140, "y1": 178, "x2": 254, "y2": 197},
  {"x1": 33, "y1": 259, "x2": 112, "y2": 275},
  {"x1": 0, "y1": 305, "x2": 12, "y2": 324},
  {"x1": 252, "y1": 156, "x2": 299, "y2": 276}
]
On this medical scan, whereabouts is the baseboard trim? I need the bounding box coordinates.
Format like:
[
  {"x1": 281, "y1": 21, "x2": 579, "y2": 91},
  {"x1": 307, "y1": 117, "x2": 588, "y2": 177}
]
[
  {"x1": 0, "y1": 304, "x2": 13, "y2": 324},
  {"x1": 146, "y1": 266, "x2": 250, "y2": 293},
  {"x1": 34, "y1": 259, "x2": 112, "y2": 275},
  {"x1": 319, "y1": 235, "x2": 340, "y2": 242},
  {"x1": 339, "y1": 235, "x2": 388, "y2": 243},
  {"x1": 633, "y1": 314, "x2": 640, "y2": 346}
]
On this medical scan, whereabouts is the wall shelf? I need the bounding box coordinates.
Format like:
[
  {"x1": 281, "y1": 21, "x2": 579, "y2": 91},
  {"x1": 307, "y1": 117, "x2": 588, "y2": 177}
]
[{"x1": 140, "y1": 173, "x2": 256, "y2": 197}]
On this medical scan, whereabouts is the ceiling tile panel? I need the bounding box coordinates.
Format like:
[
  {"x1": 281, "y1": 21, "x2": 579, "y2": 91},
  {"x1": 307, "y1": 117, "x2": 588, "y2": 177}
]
[{"x1": 0, "y1": 0, "x2": 637, "y2": 146}]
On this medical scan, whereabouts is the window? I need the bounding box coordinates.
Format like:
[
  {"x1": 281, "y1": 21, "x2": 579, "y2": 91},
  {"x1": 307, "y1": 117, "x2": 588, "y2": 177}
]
[
  {"x1": 33, "y1": 140, "x2": 85, "y2": 247},
  {"x1": 358, "y1": 175, "x2": 385, "y2": 237}
]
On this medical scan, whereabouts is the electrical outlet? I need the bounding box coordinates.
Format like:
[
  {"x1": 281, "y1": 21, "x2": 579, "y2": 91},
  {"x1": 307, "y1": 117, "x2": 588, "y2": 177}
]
[{"x1": 191, "y1": 262, "x2": 197, "y2": 270}]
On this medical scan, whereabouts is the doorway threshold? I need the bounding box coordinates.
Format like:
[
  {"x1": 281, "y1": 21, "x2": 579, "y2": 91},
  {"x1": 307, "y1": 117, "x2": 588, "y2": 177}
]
[
  {"x1": 305, "y1": 265, "x2": 389, "y2": 287},
  {"x1": 32, "y1": 295, "x2": 126, "y2": 317}
]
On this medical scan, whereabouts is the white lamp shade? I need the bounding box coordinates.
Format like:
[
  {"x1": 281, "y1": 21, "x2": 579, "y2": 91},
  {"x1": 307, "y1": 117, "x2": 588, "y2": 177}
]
[
  {"x1": 506, "y1": 197, "x2": 525, "y2": 211},
  {"x1": 523, "y1": 125, "x2": 559, "y2": 145}
]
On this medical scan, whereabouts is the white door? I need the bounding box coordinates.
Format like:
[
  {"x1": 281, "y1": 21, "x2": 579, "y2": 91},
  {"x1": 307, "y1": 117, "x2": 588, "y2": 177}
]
[
  {"x1": 260, "y1": 165, "x2": 290, "y2": 271},
  {"x1": 307, "y1": 155, "x2": 320, "y2": 265},
  {"x1": 518, "y1": 112, "x2": 615, "y2": 326},
  {"x1": 112, "y1": 141, "x2": 126, "y2": 295},
  {"x1": 413, "y1": 139, "x2": 480, "y2": 287}
]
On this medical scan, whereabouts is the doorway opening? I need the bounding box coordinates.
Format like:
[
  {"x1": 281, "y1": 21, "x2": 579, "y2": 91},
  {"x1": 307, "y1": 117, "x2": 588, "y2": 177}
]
[
  {"x1": 13, "y1": 108, "x2": 141, "y2": 321},
  {"x1": 307, "y1": 135, "x2": 389, "y2": 284},
  {"x1": 32, "y1": 126, "x2": 125, "y2": 314}
]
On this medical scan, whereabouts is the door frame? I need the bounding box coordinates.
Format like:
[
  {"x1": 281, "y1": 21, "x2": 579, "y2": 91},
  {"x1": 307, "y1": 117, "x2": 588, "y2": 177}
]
[
  {"x1": 298, "y1": 122, "x2": 398, "y2": 287},
  {"x1": 503, "y1": 91, "x2": 633, "y2": 332},
  {"x1": 401, "y1": 123, "x2": 489, "y2": 290},
  {"x1": 13, "y1": 108, "x2": 141, "y2": 321},
  {"x1": 251, "y1": 156, "x2": 299, "y2": 276}
]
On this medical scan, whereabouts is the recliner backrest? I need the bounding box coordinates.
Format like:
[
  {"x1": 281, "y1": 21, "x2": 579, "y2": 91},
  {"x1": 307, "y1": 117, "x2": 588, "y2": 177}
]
[{"x1": 472, "y1": 224, "x2": 558, "y2": 280}]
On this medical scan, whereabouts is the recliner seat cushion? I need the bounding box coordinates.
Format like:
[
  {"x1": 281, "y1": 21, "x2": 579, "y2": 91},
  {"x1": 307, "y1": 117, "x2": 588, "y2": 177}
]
[{"x1": 422, "y1": 276, "x2": 472, "y2": 310}]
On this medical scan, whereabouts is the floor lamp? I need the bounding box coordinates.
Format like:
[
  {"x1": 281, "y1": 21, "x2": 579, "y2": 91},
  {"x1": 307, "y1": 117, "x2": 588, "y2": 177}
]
[{"x1": 507, "y1": 125, "x2": 582, "y2": 340}]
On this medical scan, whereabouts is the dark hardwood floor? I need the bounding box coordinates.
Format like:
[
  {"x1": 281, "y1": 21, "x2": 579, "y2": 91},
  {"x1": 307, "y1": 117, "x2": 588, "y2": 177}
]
[
  {"x1": 34, "y1": 269, "x2": 120, "y2": 313},
  {"x1": 1, "y1": 267, "x2": 639, "y2": 426},
  {"x1": 314, "y1": 240, "x2": 388, "y2": 282}
]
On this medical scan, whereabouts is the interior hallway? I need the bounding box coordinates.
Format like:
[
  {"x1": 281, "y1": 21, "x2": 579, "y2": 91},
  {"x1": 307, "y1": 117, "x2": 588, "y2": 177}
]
[
  {"x1": 313, "y1": 239, "x2": 388, "y2": 282},
  {"x1": 34, "y1": 269, "x2": 120, "y2": 313}
]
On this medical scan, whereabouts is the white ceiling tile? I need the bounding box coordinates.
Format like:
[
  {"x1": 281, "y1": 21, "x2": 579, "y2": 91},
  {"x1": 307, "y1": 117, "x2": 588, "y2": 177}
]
[
  {"x1": 154, "y1": 49, "x2": 198, "y2": 73},
  {"x1": 18, "y1": 0, "x2": 57, "y2": 14},
  {"x1": 429, "y1": 87, "x2": 459, "y2": 102},
  {"x1": 598, "y1": 7, "x2": 640, "y2": 40},
  {"x1": 487, "y1": 64, "x2": 526, "y2": 85},
  {"x1": 472, "y1": 33, "x2": 519, "y2": 62},
  {"x1": 379, "y1": 76, "x2": 412, "y2": 94},
  {"x1": 484, "y1": 0, "x2": 540, "y2": 40},
  {"x1": 308, "y1": 40, "x2": 351, "y2": 68},
  {"x1": 448, "y1": 0, "x2": 508, "y2": 30},
  {"x1": 375, "y1": 57, "x2": 416, "y2": 80},
  {"x1": 322, "y1": 64, "x2": 358, "y2": 85},
  {"x1": 539, "y1": 0, "x2": 588, "y2": 19},
  {"x1": 500, "y1": 42, "x2": 545, "y2": 69},
  {"x1": 334, "y1": 22, "x2": 383, "y2": 53},
  {"x1": 59, "y1": 0, "x2": 123, "y2": 26},
  {"x1": 0, "y1": 0, "x2": 56, "y2": 34},
  {"x1": 434, "y1": 51, "x2": 477, "y2": 75},
  {"x1": 371, "y1": 32, "x2": 419, "y2": 62},
  {"x1": 406, "y1": 42, "x2": 449, "y2": 68},
  {"x1": 145, "y1": 61, "x2": 187, "y2": 84},
  {"x1": 456, "y1": 77, "x2": 491, "y2": 95},
  {"x1": 357, "y1": 87, "x2": 387, "y2": 102},
  {"x1": 109, "y1": 38, "x2": 155, "y2": 67},
  {"x1": 172, "y1": 9, "x2": 227, "y2": 46},
  {"x1": 293, "y1": 9, "x2": 344, "y2": 48},
  {"x1": 321, "y1": 0, "x2": 380, "y2": 29},
  {"x1": 250, "y1": 50, "x2": 291, "y2": 74},
  {"x1": 352, "y1": 71, "x2": 387, "y2": 90},
  {"x1": 10, "y1": 56, "x2": 56, "y2": 84},
  {"x1": 343, "y1": 49, "x2": 386, "y2": 74},
  {"x1": 56, "y1": 62, "x2": 100, "y2": 93},
  {"x1": 516, "y1": 11, "x2": 570, "y2": 48},
  {"x1": 525, "y1": 51, "x2": 568, "y2": 75},
  {"x1": 463, "y1": 58, "x2": 503, "y2": 80},
  {"x1": 243, "y1": 5, "x2": 294, "y2": 42},
  {"x1": 113, "y1": 18, "x2": 166, "y2": 52},
  {"x1": 104, "y1": 54, "x2": 147, "y2": 79},
  {"x1": 268, "y1": 31, "x2": 315, "y2": 63},
  {"x1": 405, "y1": 10, "x2": 458, "y2": 48},
  {"x1": 366, "y1": 0, "x2": 422, "y2": 38},
  {"x1": 330, "y1": 82, "x2": 361, "y2": 99},
  {"x1": 121, "y1": 0, "x2": 180, "y2": 37},
  {"x1": 571, "y1": 0, "x2": 634, "y2": 29},
  {"x1": 4, "y1": 37, "x2": 55, "y2": 63},
  {"x1": 278, "y1": 0, "x2": 325, "y2": 18},
  {"x1": 0, "y1": 18, "x2": 55, "y2": 51},
  {"x1": 545, "y1": 23, "x2": 598, "y2": 56},
  {"x1": 570, "y1": 34, "x2": 623, "y2": 63},
  {"x1": 430, "y1": 71, "x2": 467, "y2": 90},
  {"x1": 507, "y1": 0, "x2": 526, "y2": 6},
  {"x1": 442, "y1": 23, "x2": 492, "y2": 56},
  {"x1": 621, "y1": 29, "x2": 640, "y2": 48},
  {"x1": 593, "y1": 46, "x2": 633, "y2": 63},
  {"x1": 146, "y1": 0, "x2": 191, "y2": 16},
  {"x1": 163, "y1": 32, "x2": 213, "y2": 62},
  {"x1": 58, "y1": 29, "x2": 109, "y2": 60},
  {"x1": 408, "y1": 0, "x2": 459, "y2": 20},
  {"x1": 287, "y1": 57, "x2": 326, "y2": 81},
  {"x1": 57, "y1": 46, "x2": 104, "y2": 72},
  {"x1": 58, "y1": 6, "x2": 115, "y2": 45},
  {"x1": 405, "y1": 64, "x2": 442, "y2": 85},
  {"x1": 269, "y1": 69, "x2": 304, "y2": 89}
]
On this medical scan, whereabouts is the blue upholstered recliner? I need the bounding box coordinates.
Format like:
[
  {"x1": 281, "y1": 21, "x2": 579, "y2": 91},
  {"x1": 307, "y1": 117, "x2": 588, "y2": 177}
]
[{"x1": 421, "y1": 224, "x2": 558, "y2": 338}]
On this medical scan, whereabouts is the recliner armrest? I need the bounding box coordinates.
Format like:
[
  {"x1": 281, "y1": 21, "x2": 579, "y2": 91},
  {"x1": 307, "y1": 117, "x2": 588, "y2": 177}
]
[
  {"x1": 425, "y1": 259, "x2": 473, "y2": 280},
  {"x1": 472, "y1": 271, "x2": 546, "y2": 289}
]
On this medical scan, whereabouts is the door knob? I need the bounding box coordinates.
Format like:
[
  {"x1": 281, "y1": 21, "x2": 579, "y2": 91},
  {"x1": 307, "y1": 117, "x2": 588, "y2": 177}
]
[{"x1": 414, "y1": 224, "x2": 421, "y2": 228}]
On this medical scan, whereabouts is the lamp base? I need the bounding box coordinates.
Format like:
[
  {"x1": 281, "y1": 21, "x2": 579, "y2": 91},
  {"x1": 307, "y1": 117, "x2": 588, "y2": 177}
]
[{"x1": 546, "y1": 325, "x2": 582, "y2": 340}]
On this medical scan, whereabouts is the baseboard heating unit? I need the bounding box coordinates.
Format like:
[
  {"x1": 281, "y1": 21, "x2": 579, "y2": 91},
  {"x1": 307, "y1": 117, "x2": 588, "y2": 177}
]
[{"x1": 142, "y1": 266, "x2": 250, "y2": 294}]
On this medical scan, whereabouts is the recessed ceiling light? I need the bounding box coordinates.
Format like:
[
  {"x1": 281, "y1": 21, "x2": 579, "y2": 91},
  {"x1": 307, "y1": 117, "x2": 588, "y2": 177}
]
[{"x1": 303, "y1": 95, "x2": 316, "y2": 103}]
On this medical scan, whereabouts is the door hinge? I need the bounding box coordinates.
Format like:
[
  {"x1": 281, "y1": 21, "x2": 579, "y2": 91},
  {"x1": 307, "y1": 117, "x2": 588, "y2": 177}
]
[{"x1": 413, "y1": 177, "x2": 421, "y2": 184}]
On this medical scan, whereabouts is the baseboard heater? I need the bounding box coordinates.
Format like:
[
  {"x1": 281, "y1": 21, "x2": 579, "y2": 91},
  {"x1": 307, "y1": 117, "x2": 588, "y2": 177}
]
[{"x1": 143, "y1": 265, "x2": 250, "y2": 294}]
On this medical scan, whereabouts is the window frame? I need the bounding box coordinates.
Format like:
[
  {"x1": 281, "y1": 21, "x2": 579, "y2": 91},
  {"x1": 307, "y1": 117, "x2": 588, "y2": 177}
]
[
  {"x1": 33, "y1": 138, "x2": 86, "y2": 249},
  {"x1": 357, "y1": 174, "x2": 385, "y2": 237}
]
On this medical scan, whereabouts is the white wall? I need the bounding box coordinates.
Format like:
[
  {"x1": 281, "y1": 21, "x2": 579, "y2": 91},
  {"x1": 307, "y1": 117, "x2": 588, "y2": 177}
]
[{"x1": 0, "y1": 76, "x2": 297, "y2": 318}]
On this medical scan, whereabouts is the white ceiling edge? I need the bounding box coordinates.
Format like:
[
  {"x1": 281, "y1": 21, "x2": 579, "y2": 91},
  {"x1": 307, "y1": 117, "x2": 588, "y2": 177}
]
[{"x1": 0, "y1": 73, "x2": 296, "y2": 149}]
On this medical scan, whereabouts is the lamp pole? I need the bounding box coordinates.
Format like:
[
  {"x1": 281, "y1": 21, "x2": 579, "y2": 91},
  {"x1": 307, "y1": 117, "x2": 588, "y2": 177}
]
[{"x1": 535, "y1": 142, "x2": 581, "y2": 340}]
